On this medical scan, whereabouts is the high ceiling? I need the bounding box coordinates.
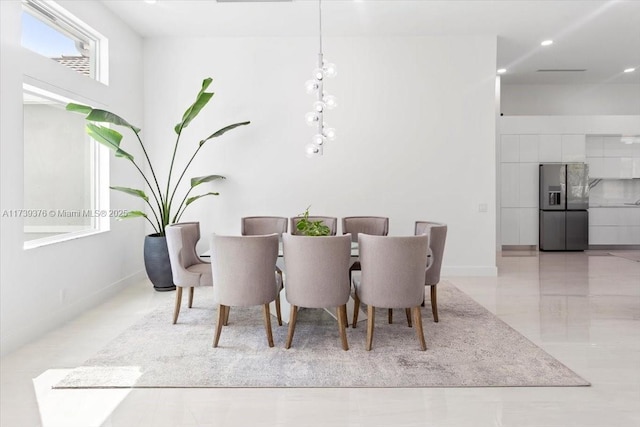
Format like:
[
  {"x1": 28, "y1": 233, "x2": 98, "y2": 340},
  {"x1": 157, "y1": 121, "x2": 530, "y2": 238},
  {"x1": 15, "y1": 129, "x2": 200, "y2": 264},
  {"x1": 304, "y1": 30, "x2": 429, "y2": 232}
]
[{"x1": 101, "y1": 0, "x2": 640, "y2": 85}]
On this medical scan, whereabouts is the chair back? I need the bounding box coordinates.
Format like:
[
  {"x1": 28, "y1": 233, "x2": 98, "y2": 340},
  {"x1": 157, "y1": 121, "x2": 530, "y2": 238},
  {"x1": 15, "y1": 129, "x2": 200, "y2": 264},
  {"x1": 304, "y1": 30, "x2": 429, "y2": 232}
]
[
  {"x1": 241, "y1": 216, "x2": 288, "y2": 236},
  {"x1": 282, "y1": 234, "x2": 351, "y2": 307},
  {"x1": 290, "y1": 216, "x2": 338, "y2": 236},
  {"x1": 415, "y1": 221, "x2": 448, "y2": 286},
  {"x1": 342, "y1": 216, "x2": 389, "y2": 242},
  {"x1": 210, "y1": 234, "x2": 279, "y2": 307},
  {"x1": 166, "y1": 222, "x2": 202, "y2": 283},
  {"x1": 357, "y1": 234, "x2": 430, "y2": 308}
]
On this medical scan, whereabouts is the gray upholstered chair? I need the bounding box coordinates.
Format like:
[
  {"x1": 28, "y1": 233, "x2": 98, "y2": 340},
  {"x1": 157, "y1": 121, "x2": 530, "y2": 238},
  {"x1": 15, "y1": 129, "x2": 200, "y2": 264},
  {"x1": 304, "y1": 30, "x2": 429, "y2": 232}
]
[
  {"x1": 210, "y1": 234, "x2": 281, "y2": 347},
  {"x1": 282, "y1": 233, "x2": 351, "y2": 350},
  {"x1": 240, "y1": 216, "x2": 288, "y2": 325},
  {"x1": 415, "y1": 221, "x2": 448, "y2": 322},
  {"x1": 165, "y1": 222, "x2": 213, "y2": 324},
  {"x1": 353, "y1": 234, "x2": 430, "y2": 351},
  {"x1": 241, "y1": 216, "x2": 288, "y2": 236},
  {"x1": 290, "y1": 216, "x2": 338, "y2": 236},
  {"x1": 342, "y1": 216, "x2": 389, "y2": 283}
]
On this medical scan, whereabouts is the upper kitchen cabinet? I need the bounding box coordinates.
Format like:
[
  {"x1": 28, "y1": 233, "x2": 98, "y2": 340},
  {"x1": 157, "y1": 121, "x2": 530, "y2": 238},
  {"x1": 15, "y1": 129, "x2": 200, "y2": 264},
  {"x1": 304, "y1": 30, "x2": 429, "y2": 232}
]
[
  {"x1": 501, "y1": 135, "x2": 519, "y2": 162},
  {"x1": 519, "y1": 135, "x2": 539, "y2": 162},
  {"x1": 539, "y1": 135, "x2": 562, "y2": 162},
  {"x1": 561, "y1": 135, "x2": 586, "y2": 162},
  {"x1": 586, "y1": 134, "x2": 640, "y2": 178}
]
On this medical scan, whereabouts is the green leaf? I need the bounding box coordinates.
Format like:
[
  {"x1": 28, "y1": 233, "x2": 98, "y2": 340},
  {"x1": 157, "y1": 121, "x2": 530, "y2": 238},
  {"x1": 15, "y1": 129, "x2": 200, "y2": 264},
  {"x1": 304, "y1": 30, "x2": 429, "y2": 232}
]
[
  {"x1": 185, "y1": 192, "x2": 220, "y2": 206},
  {"x1": 66, "y1": 103, "x2": 92, "y2": 114},
  {"x1": 116, "y1": 210, "x2": 147, "y2": 220},
  {"x1": 190, "y1": 174, "x2": 225, "y2": 188},
  {"x1": 86, "y1": 109, "x2": 141, "y2": 133},
  {"x1": 175, "y1": 78, "x2": 215, "y2": 134},
  {"x1": 110, "y1": 186, "x2": 149, "y2": 202},
  {"x1": 198, "y1": 121, "x2": 251, "y2": 146},
  {"x1": 86, "y1": 124, "x2": 134, "y2": 161}
]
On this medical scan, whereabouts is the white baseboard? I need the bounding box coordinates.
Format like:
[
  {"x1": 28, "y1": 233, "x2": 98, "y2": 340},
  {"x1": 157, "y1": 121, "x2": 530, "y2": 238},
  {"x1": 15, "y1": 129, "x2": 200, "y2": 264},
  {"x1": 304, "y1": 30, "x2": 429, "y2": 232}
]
[{"x1": 0, "y1": 270, "x2": 146, "y2": 357}]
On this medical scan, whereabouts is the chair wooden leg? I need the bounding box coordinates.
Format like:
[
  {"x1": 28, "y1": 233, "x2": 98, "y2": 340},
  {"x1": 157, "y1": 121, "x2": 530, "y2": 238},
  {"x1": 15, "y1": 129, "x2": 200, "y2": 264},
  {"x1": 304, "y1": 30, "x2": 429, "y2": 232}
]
[
  {"x1": 430, "y1": 286, "x2": 439, "y2": 323},
  {"x1": 388, "y1": 308, "x2": 393, "y2": 324},
  {"x1": 222, "y1": 305, "x2": 231, "y2": 326},
  {"x1": 285, "y1": 305, "x2": 298, "y2": 349},
  {"x1": 213, "y1": 304, "x2": 226, "y2": 347},
  {"x1": 405, "y1": 308, "x2": 413, "y2": 327},
  {"x1": 172, "y1": 287, "x2": 183, "y2": 324},
  {"x1": 341, "y1": 305, "x2": 349, "y2": 328},
  {"x1": 412, "y1": 306, "x2": 427, "y2": 351},
  {"x1": 352, "y1": 293, "x2": 360, "y2": 327},
  {"x1": 366, "y1": 305, "x2": 375, "y2": 351},
  {"x1": 263, "y1": 304, "x2": 274, "y2": 347},
  {"x1": 275, "y1": 294, "x2": 282, "y2": 326},
  {"x1": 337, "y1": 305, "x2": 349, "y2": 351},
  {"x1": 188, "y1": 287, "x2": 194, "y2": 308}
]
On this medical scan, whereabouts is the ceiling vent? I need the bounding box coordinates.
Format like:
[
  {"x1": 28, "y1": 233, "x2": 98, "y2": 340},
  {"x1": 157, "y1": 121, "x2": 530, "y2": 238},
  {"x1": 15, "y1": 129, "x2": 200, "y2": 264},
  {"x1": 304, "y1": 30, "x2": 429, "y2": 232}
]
[{"x1": 536, "y1": 69, "x2": 587, "y2": 72}]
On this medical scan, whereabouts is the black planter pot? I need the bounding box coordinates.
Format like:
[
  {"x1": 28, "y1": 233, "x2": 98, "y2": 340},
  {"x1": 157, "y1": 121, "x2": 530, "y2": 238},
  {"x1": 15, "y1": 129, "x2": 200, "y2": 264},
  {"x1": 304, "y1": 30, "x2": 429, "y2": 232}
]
[{"x1": 143, "y1": 233, "x2": 176, "y2": 292}]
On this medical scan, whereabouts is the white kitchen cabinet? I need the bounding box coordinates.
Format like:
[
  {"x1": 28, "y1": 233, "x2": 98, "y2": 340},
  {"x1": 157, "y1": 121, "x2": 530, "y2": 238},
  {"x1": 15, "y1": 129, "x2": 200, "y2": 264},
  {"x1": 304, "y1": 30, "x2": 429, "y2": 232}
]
[
  {"x1": 501, "y1": 208, "x2": 519, "y2": 245},
  {"x1": 501, "y1": 163, "x2": 519, "y2": 207},
  {"x1": 519, "y1": 135, "x2": 539, "y2": 162},
  {"x1": 586, "y1": 157, "x2": 604, "y2": 178},
  {"x1": 588, "y1": 207, "x2": 640, "y2": 244},
  {"x1": 619, "y1": 208, "x2": 640, "y2": 226},
  {"x1": 561, "y1": 135, "x2": 586, "y2": 162},
  {"x1": 501, "y1": 135, "x2": 519, "y2": 162},
  {"x1": 538, "y1": 135, "x2": 562, "y2": 162},
  {"x1": 518, "y1": 163, "x2": 539, "y2": 207},
  {"x1": 601, "y1": 158, "x2": 633, "y2": 178},
  {"x1": 586, "y1": 136, "x2": 603, "y2": 157},
  {"x1": 603, "y1": 136, "x2": 635, "y2": 157},
  {"x1": 519, "y1": 208, "x2": 539, "y2": 245},
  {"x1": 589, "y1": 226, "x2": 615, "y2": 244},
  {"x1": 634, "y1": 158, "x2": 640, "y2": 179}
]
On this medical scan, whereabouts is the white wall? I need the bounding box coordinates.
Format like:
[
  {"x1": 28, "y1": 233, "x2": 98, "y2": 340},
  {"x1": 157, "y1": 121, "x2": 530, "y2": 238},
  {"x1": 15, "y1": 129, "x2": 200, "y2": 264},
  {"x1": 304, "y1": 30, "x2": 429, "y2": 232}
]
[
  {"x1": 0, "y1": 0, "x2": 145, "y2": 355},
  {"x1": 143, "y1": 35, "x2": 498, "y2": 276},
  {"x1": 502, "y1": 84, "x2": 640, "y2": 116}
]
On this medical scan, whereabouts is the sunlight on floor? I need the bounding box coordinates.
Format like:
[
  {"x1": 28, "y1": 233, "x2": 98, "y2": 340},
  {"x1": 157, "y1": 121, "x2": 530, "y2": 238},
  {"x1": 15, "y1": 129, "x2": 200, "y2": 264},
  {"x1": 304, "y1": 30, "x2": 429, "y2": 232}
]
[{"x1": 33, "y1": 369, "x2": 136, "y2": 427}]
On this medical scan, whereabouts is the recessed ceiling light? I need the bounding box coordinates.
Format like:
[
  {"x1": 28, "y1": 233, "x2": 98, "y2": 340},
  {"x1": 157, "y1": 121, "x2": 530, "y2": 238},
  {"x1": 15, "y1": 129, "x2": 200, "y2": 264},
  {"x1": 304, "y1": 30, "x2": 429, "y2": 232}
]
[
  {"x1": 144, "y1": 0, "x2": 157, "y2": 4},
  {"x1": 497, "y1": 68, "x2": 507, "y2": 74},
  {"x1": 624, "y1": 68, "x2": 636, "y2": 73},
  {"x1": 541, "y1": 40, "x2": 554, "y2": 46}
]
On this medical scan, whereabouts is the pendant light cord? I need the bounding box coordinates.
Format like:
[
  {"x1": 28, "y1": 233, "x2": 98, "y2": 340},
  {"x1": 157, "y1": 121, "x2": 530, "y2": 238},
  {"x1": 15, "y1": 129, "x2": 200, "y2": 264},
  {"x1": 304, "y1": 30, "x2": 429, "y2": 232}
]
[{"x1": 319, "y1": 0, "x2": 323, "y2": 55}]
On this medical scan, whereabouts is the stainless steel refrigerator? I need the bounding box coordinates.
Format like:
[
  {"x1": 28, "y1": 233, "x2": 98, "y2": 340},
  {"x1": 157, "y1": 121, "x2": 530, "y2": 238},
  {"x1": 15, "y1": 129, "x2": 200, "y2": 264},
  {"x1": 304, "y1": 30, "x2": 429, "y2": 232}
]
[{"x1": 539, "y1": 163, "x2": 589, "y2": 251}]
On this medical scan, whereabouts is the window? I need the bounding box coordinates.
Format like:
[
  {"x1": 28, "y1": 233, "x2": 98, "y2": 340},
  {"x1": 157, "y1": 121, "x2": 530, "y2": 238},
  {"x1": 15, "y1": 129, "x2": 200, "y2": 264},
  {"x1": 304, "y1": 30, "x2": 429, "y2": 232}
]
[
  {"x1": 21, "y1": 0, "x2": 106, "y2": 83},
  {"x1": 22, "y1": 86, "x2": 109, "y2": 248}
]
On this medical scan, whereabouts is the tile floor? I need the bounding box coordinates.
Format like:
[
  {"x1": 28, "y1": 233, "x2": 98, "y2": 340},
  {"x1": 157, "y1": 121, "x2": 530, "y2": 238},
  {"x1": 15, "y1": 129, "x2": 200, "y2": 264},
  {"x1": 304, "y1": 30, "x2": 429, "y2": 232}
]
[{"x1": 1, "y1": 251, "x2": 639, "y2": 427}]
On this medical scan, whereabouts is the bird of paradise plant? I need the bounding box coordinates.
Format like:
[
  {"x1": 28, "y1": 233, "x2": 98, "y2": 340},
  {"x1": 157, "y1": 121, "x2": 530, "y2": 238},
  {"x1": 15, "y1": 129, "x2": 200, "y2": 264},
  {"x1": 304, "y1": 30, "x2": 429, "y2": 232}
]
[{"x1": 66, "y1": 77, "x2": 249, "y2": 235}]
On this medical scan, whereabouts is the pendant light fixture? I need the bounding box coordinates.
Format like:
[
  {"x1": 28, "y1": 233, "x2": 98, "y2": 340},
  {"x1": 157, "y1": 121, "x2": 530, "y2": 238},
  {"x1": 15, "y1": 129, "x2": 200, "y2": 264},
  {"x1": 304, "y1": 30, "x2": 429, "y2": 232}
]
[{"x1": 304, "y1": 0, "x2": 337, "y2": 158}]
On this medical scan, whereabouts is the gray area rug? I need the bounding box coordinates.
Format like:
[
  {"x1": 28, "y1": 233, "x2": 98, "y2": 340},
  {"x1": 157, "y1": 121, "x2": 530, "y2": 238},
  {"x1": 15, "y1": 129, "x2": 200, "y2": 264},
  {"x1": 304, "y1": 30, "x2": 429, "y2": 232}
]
[
  {"x1": 55, "y1": 282, "x2": 589, "y2": 388},
  {"x1": 609, "y1": 251, "x2": 640, "y2": 262}
]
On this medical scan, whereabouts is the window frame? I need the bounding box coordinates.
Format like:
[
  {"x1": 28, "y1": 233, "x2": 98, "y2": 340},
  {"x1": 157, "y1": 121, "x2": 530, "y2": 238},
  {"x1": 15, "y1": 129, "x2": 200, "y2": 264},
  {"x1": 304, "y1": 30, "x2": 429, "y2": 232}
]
[
  {"x1": 22, "y1": 84, "x2": 110, "y2": 250},
  {"x1": 21, "y1": 0, "x2": 108, "y2": 84}
]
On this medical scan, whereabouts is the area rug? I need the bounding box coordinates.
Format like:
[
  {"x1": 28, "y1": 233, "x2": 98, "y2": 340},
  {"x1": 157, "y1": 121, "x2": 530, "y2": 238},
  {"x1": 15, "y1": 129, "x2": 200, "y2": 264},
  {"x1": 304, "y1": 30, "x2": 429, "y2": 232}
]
[
  {"x1": 609, "y1": 251, "x2": 640, "y2": 262},
  {"x1": 55, "y1": 282, "x2": 589, "y2": 388}
]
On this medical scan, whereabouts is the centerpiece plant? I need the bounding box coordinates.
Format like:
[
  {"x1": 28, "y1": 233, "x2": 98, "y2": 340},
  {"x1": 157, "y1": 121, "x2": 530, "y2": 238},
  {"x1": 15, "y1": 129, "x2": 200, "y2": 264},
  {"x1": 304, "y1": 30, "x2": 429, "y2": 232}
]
[
  {"x1": 295, "y1": 206, "x2": 331, "y2": 236},
  {"x1": 66, "y1": 77, "x2": 249, "y2": 235}
]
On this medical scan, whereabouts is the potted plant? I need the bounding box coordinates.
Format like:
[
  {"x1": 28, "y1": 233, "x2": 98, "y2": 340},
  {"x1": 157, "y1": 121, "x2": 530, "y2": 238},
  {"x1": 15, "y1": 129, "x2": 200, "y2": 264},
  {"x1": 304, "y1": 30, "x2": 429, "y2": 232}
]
[
  {"x1": 295, "y1": 206, "x2": 331, "y2": 236},
  {"x1": 67, "y1": 77, "x2": 250, "y2": 291}
]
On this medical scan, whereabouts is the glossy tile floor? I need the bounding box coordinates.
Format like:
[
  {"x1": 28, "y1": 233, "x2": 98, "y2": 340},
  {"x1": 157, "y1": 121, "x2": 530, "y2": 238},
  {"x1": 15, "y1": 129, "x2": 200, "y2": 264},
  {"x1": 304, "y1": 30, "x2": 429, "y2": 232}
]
[{"x1": 1, "y1": 251, "x2": 639, "y2": 427}]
